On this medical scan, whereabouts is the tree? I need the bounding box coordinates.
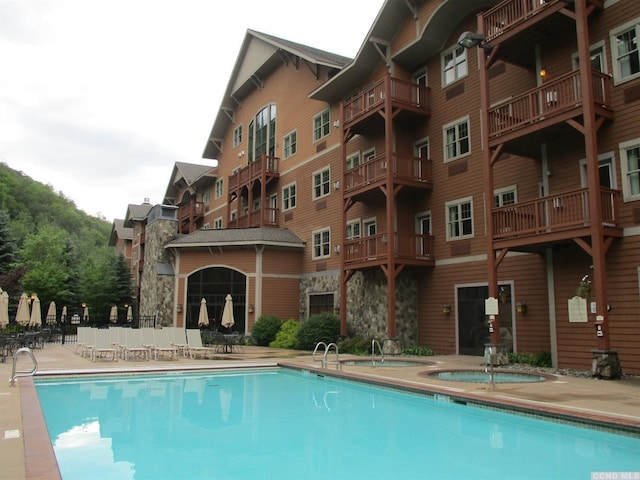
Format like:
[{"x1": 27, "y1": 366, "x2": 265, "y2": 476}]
[{"x1": 0, "y1": 209, "x2": 16, "y2": 272}]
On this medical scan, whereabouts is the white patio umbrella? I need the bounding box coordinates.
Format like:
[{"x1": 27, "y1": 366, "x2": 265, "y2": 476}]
[
  {"x1": 126, "y1": 305, "x2": 133, "y2": 323},
  {"x1": 221, "y1": 294, "x2": 235, "y2": 330},
  {"x1": 15, "y1": 293, "x2": 30, "y2": 326},
  {"x1": 109, "y1": 305, "x2": 118, "y2": 323},
  {"x1": 29, "y1": 294, "x2": 42, "y2": 328},
  {"x1": 46, "y1": 301, "x2": 57, "y2": 325},
  {"x1": 83, "y1": 305, "x2": 89, "y2": 322},
  {"x1": 198, "y1": 298, "x2": 209, "y2": 327},
  {"x1": 0, "y1": 291, "x2": 9, "y2": 329},
  {"x1": 61, "y1": 306, "x2": 67, "y2": 323}
]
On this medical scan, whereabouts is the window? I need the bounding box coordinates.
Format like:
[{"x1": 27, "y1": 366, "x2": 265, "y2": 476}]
[
  {"x1": 416, "y1": 212, "x2": 432, "y2": 235},
  {"x1": 363, "y1": 149, "x2": 375, "y2": 163},
  {"x1": 283, "y1": 130, "x2": 297, "y2": 159},
  {"x1": 346, "y1": 219, "x2": 361, "y2": 240},
  {"x1": 494, "y1": 185, "x2": 517, "y2": 207},
  {"x1": 233, "y1": 125, "x2": 243, "y2": 148},
  {"x1": 201, "y1": 189, "x2": 211, "y2": 207},
  {"x1": 443, "y1": 117, "x2": 470, "y2": 162},
  {"x1": 413, "y1": 68, "x2": 428, "y2": 105},
  {"x1": 312, "y1": 228, "x2": 331, "y2": 259},
  {"x1": 572, "y1": 42, "x2": 607, "y2": 73},
  {"x1": 313, "y1": 167, "x2": 330, "y2": 199},
  {"x1": 442, "y1": 45, "x2": 468, "y2": 86},
  {"x1": 620, "y1": 138, "x2": 640, "y2": 201},
  {"x1": 579, "y1": 153, "x2": 616, "y2": 190},
  {"x1": 446, "y1": 197, "x2": 474, "y2": 240},
  {"x1": 611, "y1": 20, "x2": 640, "y2": 84},
  {"x1": 215, "y1": 178, "x2": 224, "y2": 199},
  {"x1": 213, "y1": 217, "x2": 223, "y2": 229},
  {"x1": 308, "y1": 293, "x2": 334, "y2": 315},
  {"x1": 283, "y1": 183, "x2": 296, "y2": 211},
  {"x1": 346, "y1": 152, "x2": 361, "y2": 170},
  {"x1": 313, "y1": 109, "x2": 330, "y2": 141},
  {"x1": 248, "y1": 104, "x2": 276, "y2": 162}
]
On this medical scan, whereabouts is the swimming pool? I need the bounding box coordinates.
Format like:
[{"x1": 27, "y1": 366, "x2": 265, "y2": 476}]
[{"x1": 35, "y1": 368, "x2": 640, "y2": 480}]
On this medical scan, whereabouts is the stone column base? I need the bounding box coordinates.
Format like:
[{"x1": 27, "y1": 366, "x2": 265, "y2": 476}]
[
  {"x1": 484, "y1": 343, "x2": 509, "y2": 366},
  {"x1": 382, "y1": 338, "x2": 402, "y2": 355},
  {"x1": 591, "y1": 349, "x2": 623, "y2": 379}
]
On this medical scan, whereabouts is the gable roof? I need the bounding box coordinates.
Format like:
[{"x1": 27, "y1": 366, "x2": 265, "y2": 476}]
[
  {"x1": 108, "y1": 219, "x2": 133, "y2": 246},
  {"x1": 202, "y1": 29, "x2": 352, "y2": 160},
  {"x1": 163, "y1": 161, "x2": 217, "y2": 205},
  {"x1": 310, "y1": 0, "x2": 500, "y2": 102},
  {"x1": 123, "y1": 202, "x2": 153, "y2": 227},
  {"x1": 165, "y1": 227, "x2": 305, "y2": 249}
]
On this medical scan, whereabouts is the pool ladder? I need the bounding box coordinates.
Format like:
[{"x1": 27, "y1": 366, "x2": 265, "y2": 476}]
[
  {"x1": 371, "y1": 339, "x2": 384, "y2": 367},
  {"x1": 312, "y1": 342, "x2": 342, "y2": 370},
  {"x1": 10, "y1": 347, "x2": 38, "y2": 387}
]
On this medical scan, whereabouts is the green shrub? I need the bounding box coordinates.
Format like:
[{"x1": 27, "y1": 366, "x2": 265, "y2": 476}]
[
  {"x1": 270, "y1": 319, "x2": 300, "y2": 349},
  {"x1": 250, "y1": 315, "x2": 283, "y2": 346},
  {"x1": 508, "y1": 350, "x2": 552, "y2": 368},
  {"x1": 295, "y1": 312, "x2": 340, "y2": 350},
  {"x1": 402, "y1": 345, "x2": 435, "y2": 356},
  {"x1": 338, "y1": 336, "x2": 374, "y2": 355}
]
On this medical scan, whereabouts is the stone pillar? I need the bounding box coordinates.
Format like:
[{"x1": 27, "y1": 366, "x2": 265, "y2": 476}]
[{"x1": 591, "y1": 349, "x2": 622, "y2": 379}]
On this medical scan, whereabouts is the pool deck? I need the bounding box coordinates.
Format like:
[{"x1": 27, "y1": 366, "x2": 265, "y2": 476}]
[{"x1": 1, "y1": 344, "x2": 639, "y2": 479}]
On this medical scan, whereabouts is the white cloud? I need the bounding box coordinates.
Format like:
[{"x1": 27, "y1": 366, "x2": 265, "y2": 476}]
[{"x1": 0, "y1": 0, "x2": 382, "y2": 222}]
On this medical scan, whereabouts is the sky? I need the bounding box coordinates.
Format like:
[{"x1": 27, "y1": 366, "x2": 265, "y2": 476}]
[{"x1": 0, "y1": 0, "x2": 384, "y2": 223}]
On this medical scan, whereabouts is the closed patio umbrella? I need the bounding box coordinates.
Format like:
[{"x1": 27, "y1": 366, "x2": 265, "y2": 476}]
[
  {"x1": 83, "y1": 305, "x2": 89, "y2": 322},
  {"x1": 109, "y1": 305, "x2": 118, "y2": 323},
  {"x1": 221, "y1": 294, "x2": 235, "y2": 330},
  {"x1": 198, "y1": 298, "x2": 209, "y2": 327},
  {"x1": 61, "y1": 306, "x2": 67, "y2": 323},
  {"x1": 0, "y1": 291, "x2": 9, "y2": 329},
  {"x1": 16, "y1": 293, "x2": 30, "y2": 326},
  {"x1": 29, "y1": 294, "x2": 42, "y2": 327},
  {"x1": 46, "y1": 301, "x2": 57, "y2": 325},
  {"x1": 126, "y1": 305, "x2": 133, "y2": 323}
]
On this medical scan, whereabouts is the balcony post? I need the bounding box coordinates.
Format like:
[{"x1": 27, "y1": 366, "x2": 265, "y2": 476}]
[
  {"x1": 384, "y1": 73, "x2": 397, "y2": 339},
  {"x1": 340, "y1": 100, "x2": 348, "y2": 337}
]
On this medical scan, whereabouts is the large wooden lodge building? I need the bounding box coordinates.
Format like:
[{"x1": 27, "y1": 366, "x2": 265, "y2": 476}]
[{"x1": 109, "y1": 0, "x2": 640, "y2": 375}]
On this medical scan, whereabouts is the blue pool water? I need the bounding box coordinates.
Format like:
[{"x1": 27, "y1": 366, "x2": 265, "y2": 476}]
[{"x1": 35, "y1": 369, "x2": 640, "y2": 480}]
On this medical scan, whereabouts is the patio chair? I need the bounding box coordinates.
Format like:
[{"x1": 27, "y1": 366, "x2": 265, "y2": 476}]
[
  {"x1": 80, "y1": 328, "x2": 97, "y2": 358},
  {"x1": 151, "y1": 328, "x2": 178, "y2": 360},
  {"x1": 122, "y1": 329, "x2": 149, "y2": 361},
  {"x1": 186, "y1": 329, "x2": 216, "y2": 359},
  {"x1": 140, "y1": 327, "x2": 155, "y2": 352},
  {"x1": 91, "y1": 329, "x2": 118, "y2": 362}
]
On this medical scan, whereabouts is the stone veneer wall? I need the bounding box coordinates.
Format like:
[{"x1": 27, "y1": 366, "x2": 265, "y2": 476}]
[
  {"x1": 299, "y1": 269, "x2": 419, "y2": 347},
  {"x1": 139, "y1": 218, "x2": 177, "y2": 327}
]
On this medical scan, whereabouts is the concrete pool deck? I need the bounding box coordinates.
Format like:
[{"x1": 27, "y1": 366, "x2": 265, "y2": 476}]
[{"x1": 1, "y1": 344, "x2": 639, "y2": 479}]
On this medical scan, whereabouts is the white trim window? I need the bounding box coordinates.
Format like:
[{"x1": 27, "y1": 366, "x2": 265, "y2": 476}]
[
  {"x1": 215, "y1": 178, "x2": 224, "y2": 199},
  {"x1": 620, "y1": 138, "x2": 640, "y2": 201},
  {"x1": 201, "y1": 189, "x2": 211, "y2": 207},
  {"x1": 611, "y1": 20, "x2": 640, "y2": 84},
  {"x1": 571, "y1": 41, "x2": 607, "y2": 73},
  {"x1": 346, "y1": 152, "x2": 361, "y2": 170},
  {"x1": 233, "y1": 124, "x2": 243, "y2": 148},
  {"x1": 579, "y1": 152, "x2": 616, "y2": 190},
  {"x1": 213, "y1": 217, "x2": 223, "y2": 229},
  {"x1": 313, "y1": 109, "x2": 330, "y2": 141},
  {"x1": 312, "y1": 228, "x2": 331, "y2": 259},
  {"x1": 282, "y1": 183, "x2": 296, "y2": 211},
  {"x1": 346, "y1": 218, "x2": 361, "y2": 240},
  {"x1": 283, "y1": 130, "x2": 297, "y2": 159},
  {"x1": 443, "y1": 116, "x2": 470, "y2": 162},
  {"x1": 446, "y1": 197, "x2": 474, "y2": 240},
  {"x1": 494, "y1": 185, "x2": 517, "y2": 207},
  {"x1": 313, "y1": 167, "x2": 331, "y2": 200},
  {"x1": 442, "y1": 45, "x2": 468, "y2": 86}
]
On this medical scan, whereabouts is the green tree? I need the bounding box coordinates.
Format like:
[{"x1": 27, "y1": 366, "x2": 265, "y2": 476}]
[{"x1": 0, "y1": 210, "x2": 16, "y2": 272}]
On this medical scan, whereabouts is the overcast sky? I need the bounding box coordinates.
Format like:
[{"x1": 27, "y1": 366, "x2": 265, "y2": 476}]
[{"x1": 0, "y1": 0, "x2": 383, "y2": 223}]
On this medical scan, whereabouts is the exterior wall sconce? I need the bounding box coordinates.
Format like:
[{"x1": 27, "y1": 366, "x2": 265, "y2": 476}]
[
  {"x1": 458, "y1": 31, "x2": 487, "y2": 49},
  {"x1": 248, "y1": 304, "x2": 254, "y2": 313},
  {"x1": 516, "y1": 302, "x2": 527, "y2": 314},
  {"x1": 177, "y1": 304, "x2": 183, "y2": 313},
  {"x1": 442, "y1": 304, "x2": 451, "y2": 315}
]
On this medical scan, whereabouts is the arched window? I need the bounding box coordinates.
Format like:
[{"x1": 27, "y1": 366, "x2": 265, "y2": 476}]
[{"x1": 248, "y1": 104, "x2": 276, "y2": 162}]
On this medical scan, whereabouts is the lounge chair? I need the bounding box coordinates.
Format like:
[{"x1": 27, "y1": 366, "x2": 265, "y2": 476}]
[
  {"x1": 91, "y1": 329, "x2": 118, "y2": 362},
  {"x1": 140, "y1": 327, "x2": 155, "y2": 353},
  {"x1": 80, "y1": 328, "x2": 96, "y2": 358},
  {"x1": 186, "y1": 329, "x2": 216, "y2": 359},
  {"x1": 122, "y1": 329, "x2": 149, "y2": 361},
  {"x1": 151, "y1": 329, "x2": 178, "y2": 360},
  {"x1": 76, "y1": 326, "x2": 92, "y2": 356},
  {"x1": 167, "y1": 327, "x2": 189, "y2": 357}
]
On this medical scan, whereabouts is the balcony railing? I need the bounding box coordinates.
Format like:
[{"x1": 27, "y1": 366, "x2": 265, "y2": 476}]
[
  {"x1": 343, "y1": 75, "x2": 430, "y2": 125},
  {"x1": 483, "y1": 0, "x2": 555, "y2": 44},
  {"x1": 179, "y1": 201, "x2": 205, "y2": 221},
  {"x1": 228, "y1": 208, "x2": 278, "y2": 229},
  {"x1": 492, "y1": 187, "x2": 619, "y2": 240},
  {"x1": 343, "y1": 233, "x2": 434, "y2": 265},
  {"x1": 488, "y1": 70, "x2": 612, "y2": 140},
  {"x1": 344, "y1": 153, "x2": 432, "y2": 192},
  {"x1": 228, "y1": 155, "x2": 279, "y2": 191}
]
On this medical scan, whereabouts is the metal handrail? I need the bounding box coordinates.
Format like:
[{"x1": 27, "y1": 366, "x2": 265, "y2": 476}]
[
  {"x1": 371, "y1": 339, "x2": 384, "y2": 367},
  {"x1": 313, "y1": 342, "x2": 328, "y2": 368},
  {"x1": 10, "y1": 347, "x2": 38, "y2": 387},
  {"x1": 324, "y1": 343, "x2": 342, "y2": 371}
]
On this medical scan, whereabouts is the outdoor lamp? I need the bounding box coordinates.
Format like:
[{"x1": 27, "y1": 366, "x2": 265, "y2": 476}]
[
  {"x1": 516, "y1": 302, "x2": 527, "y2": 314},
  {"x1": 443, "y1": 304, "x2": 451, "y2": 315},
  {"x1": 458, "y1": 31, "x2": 485, "y2": 49}
]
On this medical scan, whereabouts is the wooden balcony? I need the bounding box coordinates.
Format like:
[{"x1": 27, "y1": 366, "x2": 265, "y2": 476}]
[
  {"x1": 343, "y1": 75, "x2": 430, "y2": 130},
  {"x1": 488, "y1": 69, "x2": 613, "y2": 149},
  {"x1": 344, "y1": 153, "x2": 433, "y2": 199},
  {"x1": 228, "y1": 208, "x2": 278, "y2": 229},
  {"x1": 492, "y1": 187, "x2": 622, "y2": 250},
  {"x1": 228, "y1": 155, "x2": 279, "y2": 192},
  {"x1": 179, "y1": 201, "x2": 205, "y2": 223},
  {"x1": 343, "y1": 233, "x2": 435, "y2": 269}
]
